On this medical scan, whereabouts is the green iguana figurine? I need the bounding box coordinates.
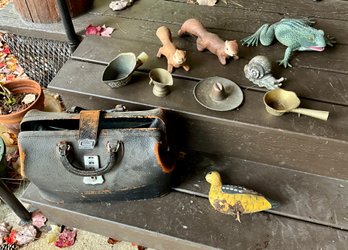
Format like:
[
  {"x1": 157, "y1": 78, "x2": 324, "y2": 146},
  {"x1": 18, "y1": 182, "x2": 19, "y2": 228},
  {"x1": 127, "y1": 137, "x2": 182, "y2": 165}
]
[{"x1": 241, "y1": 18, "x2": 335, "y2": 68}]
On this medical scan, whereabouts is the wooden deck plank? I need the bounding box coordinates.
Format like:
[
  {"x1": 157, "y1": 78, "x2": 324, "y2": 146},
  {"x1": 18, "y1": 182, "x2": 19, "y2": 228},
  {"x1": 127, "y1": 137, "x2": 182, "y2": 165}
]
[
  {"x1": 101, "y1": 1, "x2": 348, "y2": 73},
  {"x1": 48, "y1": 59, "x2": 348, "y2": 180},
  {"x1": 91, "y1": 0, "x2": 348, "y2": 46},
  {"x1": 22, "y1": 183, "x2": 348, "y2": 250},
  {"x1": 173, "y1": 152, "x2": 348, "y2": 230},
  {"x1": 50, "y1": 60, "x2": 348, "y2": 141},
  {"x1": 3, "y1": 0, "x2": 347, "y2": 74},
  {"x1": 176, "y1": 113, "x2": 348, "y2": 180},
  {"x1": 71, "y1": 17, "x2": 347, "y2": 73},
  {"x1": 2, "y1": 0, "x2": 347, "y2": 74},
  {"x1": 166, "y1": 0, "x2": 348, "y2": 21},
  {"x1": 72, "y1": 33, "x2": 348, "y2": 105}
]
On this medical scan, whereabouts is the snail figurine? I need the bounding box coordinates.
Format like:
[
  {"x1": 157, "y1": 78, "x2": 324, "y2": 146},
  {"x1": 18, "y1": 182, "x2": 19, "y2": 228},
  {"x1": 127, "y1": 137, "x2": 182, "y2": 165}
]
[{"x1": 244, "y1": 55, "x2": 285, "y2": 90}]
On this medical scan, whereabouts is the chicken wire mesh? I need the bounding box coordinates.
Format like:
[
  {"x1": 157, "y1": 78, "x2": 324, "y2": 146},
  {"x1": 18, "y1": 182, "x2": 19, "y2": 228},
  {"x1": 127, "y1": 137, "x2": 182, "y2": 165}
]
[{"x1": 2, "y1": 33, "x2": 71, "y2": 87}]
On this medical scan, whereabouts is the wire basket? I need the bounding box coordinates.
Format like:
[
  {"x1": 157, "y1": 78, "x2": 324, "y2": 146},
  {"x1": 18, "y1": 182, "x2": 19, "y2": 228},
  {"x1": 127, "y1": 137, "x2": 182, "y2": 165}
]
[{"x1": 2, "y1": 33, "x2": 71, "y2": 87}]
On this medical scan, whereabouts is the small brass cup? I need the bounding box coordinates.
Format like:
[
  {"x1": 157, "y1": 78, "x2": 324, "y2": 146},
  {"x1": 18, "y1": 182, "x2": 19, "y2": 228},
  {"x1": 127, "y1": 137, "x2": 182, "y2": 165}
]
[{"x1": 149, "y1": 68, "x2": 173, "y2": 97}]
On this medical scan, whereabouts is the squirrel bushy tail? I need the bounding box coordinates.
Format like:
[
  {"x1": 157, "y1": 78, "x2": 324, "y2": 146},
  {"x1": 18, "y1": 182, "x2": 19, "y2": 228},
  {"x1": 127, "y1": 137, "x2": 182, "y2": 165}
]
[
  {"x1": 178, "y1": 18, "x2": 205, "y2": 37},
  {"x1": 156, "y1": 26, "x2": 173, "y2": 45}
]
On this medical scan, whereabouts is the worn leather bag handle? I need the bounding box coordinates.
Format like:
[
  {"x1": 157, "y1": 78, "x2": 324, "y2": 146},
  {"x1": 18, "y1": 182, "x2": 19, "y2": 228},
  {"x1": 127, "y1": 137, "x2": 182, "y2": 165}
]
[{"x1": 56, "y1": 140, "x2": 122, "y2": 176}]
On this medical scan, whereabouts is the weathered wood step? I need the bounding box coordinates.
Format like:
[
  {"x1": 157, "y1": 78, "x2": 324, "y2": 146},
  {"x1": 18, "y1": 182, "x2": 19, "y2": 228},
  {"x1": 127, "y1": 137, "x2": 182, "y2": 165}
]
[
  {"x1": 167, "y1": 0, "x2": 348, "y2": 21},
  {"x1": 72, "y1": 34, "x2": 348, "y2": 105},
  {"x1": 48, "y1": 58, "x2": 348, "y2": 180},
  {"x1": 92, "y1": 0, "x2": 348, "y2": 46},
  {"x1": 21, "y1": 174, "x2": 348, "y2": 250},
  {"x1": 3, "y1": 0, "x2": 348, "y2": 104},
  {"x1": 173, "y1": 152, "x2": 348, "y2": 230},
  {"x1": 74, "y1": 23, "x2": 348, "y2": 75}
]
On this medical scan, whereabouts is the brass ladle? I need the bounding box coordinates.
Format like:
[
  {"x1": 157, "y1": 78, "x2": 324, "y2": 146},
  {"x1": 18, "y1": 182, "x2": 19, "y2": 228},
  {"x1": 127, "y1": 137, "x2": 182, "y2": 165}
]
[{"x1": 263, "y1": 89, "x2": 329, "y2": 121}]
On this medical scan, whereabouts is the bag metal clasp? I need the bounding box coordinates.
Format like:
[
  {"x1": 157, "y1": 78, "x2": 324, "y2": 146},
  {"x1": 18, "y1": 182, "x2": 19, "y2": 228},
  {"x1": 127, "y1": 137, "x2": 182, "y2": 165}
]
[{"x1": 78, "y1": 110, "x2": 101, "y2": 150}]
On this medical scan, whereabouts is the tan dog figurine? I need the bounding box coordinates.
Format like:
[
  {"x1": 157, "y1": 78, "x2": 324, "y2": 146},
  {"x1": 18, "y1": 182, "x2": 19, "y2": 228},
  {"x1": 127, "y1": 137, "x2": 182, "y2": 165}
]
[
  {"x1": 156, "y1": 26, "x2": 190, "y2": 73},
  {"x1": 178, "y1": 18, "x2": 239, "y2": 65}
]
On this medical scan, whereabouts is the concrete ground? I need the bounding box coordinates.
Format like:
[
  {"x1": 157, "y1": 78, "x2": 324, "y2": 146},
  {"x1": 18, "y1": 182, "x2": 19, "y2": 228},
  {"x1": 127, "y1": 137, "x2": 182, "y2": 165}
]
[{"x1": 0, "y1": 188, "x2": 145, "y2": 250}]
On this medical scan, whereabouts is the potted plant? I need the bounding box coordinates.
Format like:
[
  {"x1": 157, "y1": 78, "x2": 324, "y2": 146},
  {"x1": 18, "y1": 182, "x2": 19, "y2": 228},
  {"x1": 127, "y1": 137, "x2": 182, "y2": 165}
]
[
  {"x1": 0, "y1": 137, "x2": 6, "y2": 178},
  {"x1": 0, "y1": 79, "x2": 44, "y2": 134}
]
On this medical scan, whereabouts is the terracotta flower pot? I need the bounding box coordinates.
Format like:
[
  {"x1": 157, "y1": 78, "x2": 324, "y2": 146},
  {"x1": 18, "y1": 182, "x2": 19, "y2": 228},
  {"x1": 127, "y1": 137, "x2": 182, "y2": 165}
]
[
  {"x1": 0, "y1": 137, "x2": 6, "y2": 178},
  {"x1": 0, "y1": 79, "x2": 44, "y2": 134}
]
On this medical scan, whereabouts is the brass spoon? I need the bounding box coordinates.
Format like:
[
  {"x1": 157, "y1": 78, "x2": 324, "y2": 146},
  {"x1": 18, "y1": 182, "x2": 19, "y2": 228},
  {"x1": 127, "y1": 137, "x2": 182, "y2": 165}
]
[{"x1": 263, "y1": 89, "x2": 329, "y2": 121}]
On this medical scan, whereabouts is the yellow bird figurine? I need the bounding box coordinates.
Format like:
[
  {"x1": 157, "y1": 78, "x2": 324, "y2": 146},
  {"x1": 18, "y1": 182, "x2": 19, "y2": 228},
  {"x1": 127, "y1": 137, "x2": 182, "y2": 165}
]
[{"x1": 205, "y1": 171, "x2": 278, "y2": 222}]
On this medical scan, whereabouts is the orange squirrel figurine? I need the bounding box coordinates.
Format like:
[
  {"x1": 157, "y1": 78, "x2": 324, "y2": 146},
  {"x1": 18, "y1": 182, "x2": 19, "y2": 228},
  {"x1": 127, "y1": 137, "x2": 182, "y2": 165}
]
[
  {"x1": 156, "y1": 26, "x2": 190, "y2": 73},
  {"x1": 178, "y1": 18, "x2": 239, "y2": 65}
]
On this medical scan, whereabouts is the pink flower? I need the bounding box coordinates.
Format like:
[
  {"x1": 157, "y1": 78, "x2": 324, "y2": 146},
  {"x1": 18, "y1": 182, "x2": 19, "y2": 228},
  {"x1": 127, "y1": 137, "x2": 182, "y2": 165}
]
[
  {"x1": 54, "y1": 228, "x2": 77, "y2": 248},
  {"x1": 31, "y1": 210, "x2": 47, "y2": 229},
  {"x1": 85, "y1": 24, "x2": 114, "y2": 37},
  {"x1": 2, "y1": 47, "x2": 10, "y2": 54},
  {"x1": 85, "y1": 24, "x2": 100, "y2": 35},
  {"x1": 100, "y1": 25, "x2": 114, "y2": 37}
]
